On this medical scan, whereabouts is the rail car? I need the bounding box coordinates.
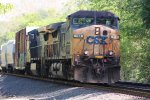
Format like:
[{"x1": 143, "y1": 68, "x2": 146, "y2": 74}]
[
  {"x1": 14, "y1": 27, "x2": 38, "y2": 73},
  {"x1": 1, "y1": 43, "x2": 7, "y2": 72},
  {"x1": 0, "y1": 48, "x2": 1, "y2": 71},
  {"x1": 1, "y1": 10, "x2": 120, "y2": 83},
  {"x1": 0, "y1": 40, "x2": 15, "y2": 72},
  {"x1": 6, "y1": 40, "x2": 15, "y2": 72}
]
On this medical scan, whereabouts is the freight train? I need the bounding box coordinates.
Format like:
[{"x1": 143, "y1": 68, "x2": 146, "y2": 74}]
[{"x1": 0, "y1": 10, "x2": 120, "y2": 83}]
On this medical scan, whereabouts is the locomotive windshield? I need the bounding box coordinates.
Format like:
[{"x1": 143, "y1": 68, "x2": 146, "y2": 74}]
[
  {"x1": 70, "y1": 11, "x2": 119, "y2": 30},
  {"x1": 72, "y1": 17, "x2": 118, "y2": 29},
  {"x1": 96, "y1": 18, "x2": 118, "y2": 29},
  {"x1": 73, "y1": 18, "x2": 94, "y2": 25}
]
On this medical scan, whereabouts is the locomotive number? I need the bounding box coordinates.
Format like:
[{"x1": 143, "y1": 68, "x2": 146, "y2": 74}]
[{"x1": 86, "y1": 36, "x2": 107, "y2": 44}]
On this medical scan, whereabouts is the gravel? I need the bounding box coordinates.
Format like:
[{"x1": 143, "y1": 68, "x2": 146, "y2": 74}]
[{"x1": 0, "y1": 74, "x2": 149, "y2": 100}]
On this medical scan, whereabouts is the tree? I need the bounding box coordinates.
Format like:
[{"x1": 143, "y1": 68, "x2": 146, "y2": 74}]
[
  {"x1": 0, "y1": 3, "x2": 13, "y2": 44},
  {"x1": 0, "y1": 3, "x2": 13, "y2": 14},
  {"x1": 141, "y1": 0, "x2": 150, "y2": 28}
]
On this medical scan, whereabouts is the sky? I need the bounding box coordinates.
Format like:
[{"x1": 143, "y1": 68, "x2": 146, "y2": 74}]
[{"x1": 0, "y1": 0, "x2": 68, "y2": 21}]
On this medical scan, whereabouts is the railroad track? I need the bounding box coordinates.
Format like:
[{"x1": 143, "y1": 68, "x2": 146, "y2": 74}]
[
  {"x1": 1, "y1": 72, "x2": 150, "y2": 98},
  {"x1": 115, "y1": 81, "x2": 150, "y2": 92},
  {"x1": 109, "y1": 82, "x2": 150, "y2": 98}
]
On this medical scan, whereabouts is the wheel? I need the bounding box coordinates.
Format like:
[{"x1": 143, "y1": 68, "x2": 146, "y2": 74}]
[{"x1": 2, "y1": 67, "x2": 7, "y2": 73}]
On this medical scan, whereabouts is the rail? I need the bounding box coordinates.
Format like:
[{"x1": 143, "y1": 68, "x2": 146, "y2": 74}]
[{"x1": 1, "y1": 73, "x2": 150, "y2": 98}]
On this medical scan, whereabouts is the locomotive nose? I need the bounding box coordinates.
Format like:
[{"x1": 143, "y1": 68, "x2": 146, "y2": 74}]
[
  {"x1": 72, "y1": 25, "x2": 119, "y2": 59},
  {"x1": 85, "y1": 27, "x2": 109, "y2": 57},
  {"x1": 73, "y1": 26, "x2": 106, "y2": 56}
]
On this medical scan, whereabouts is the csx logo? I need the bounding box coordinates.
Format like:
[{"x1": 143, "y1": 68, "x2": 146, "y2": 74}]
[{"x1": 86, "y1": 36, "x2": 107, "y2": 44}]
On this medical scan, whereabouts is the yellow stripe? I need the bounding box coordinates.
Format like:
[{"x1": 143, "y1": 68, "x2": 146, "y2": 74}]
[{"x1": 95, "y1": 56, "x2": 104, "y2": 59}]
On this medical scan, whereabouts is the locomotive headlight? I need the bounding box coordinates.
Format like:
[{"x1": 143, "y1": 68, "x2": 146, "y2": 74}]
[
  {"x1": 95, "y1": 32, "x2": 100, "y2": 35},
  {"x1": 95, "y1": 27, "x2": 100, "y2": 35},
  {"x1": 96, "y1": 28, "x2": 100, "y2": 31},
  {"x1": 84, "y1": 51, "x2": 89, "y2": 55},
  {"x1": 110, "y1": 35, "x2": 114, "y2": 39},
  {"x1": 109, "y1": 51, "x2": 113, "y2": 56}
]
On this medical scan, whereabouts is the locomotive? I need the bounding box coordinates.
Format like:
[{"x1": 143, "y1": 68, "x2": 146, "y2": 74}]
[{"x1": 0, "y1": 10, "x2": 120, "y2": 83}]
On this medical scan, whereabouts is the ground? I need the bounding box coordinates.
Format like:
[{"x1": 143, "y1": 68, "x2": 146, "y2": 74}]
[{"x1": 0, "y1": 74, "x2": 148, "y2": 100}]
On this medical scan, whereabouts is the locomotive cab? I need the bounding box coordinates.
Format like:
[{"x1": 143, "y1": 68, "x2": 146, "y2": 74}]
[{"x1": 70, "y1": 11, "x2": 119, "y2": 30}]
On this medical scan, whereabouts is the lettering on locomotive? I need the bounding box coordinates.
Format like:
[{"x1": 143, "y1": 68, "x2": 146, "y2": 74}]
[{"x1": 86, "y1": 36, "x2": 108, "y2": 44}]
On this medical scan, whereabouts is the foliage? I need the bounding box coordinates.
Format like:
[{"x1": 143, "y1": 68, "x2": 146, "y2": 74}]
[
  {"x1": 63, "y1": 0, "x2": 91, "y2": 17},
  {"x1": 0, "y1": 3, "x2": 13, "y2": 14},
  {"x1": 0, "y1": 3, "x2": 14, "y2": 45},
  {"x1": 16, "y1": 9, "x2": 65, "y2": 31},
  {"x1": 141, "y1": 0, "x2": 150, "y2": 28},
  {"x1": 0, "y1": 9, "x2": 65, "y2": 45}
]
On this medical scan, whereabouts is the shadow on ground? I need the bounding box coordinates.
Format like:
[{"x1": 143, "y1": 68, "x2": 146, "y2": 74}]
[{"x1": 0, "y1": 75, "x2": 108, "y2": 100}]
